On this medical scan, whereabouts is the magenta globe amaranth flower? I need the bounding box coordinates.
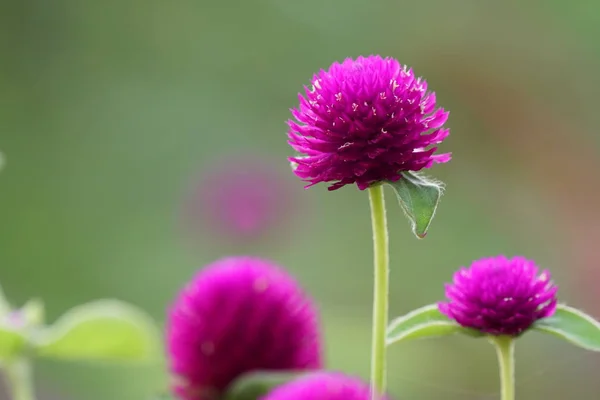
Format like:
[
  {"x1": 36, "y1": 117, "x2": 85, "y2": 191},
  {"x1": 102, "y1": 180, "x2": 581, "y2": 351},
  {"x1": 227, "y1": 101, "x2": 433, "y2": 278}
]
[
  {"x1": 167, "y1": 257, "x2": 322, "y2": 400},
  {"x1": 260, "y1": 372, "x2": 386, "y2": 400},
  {"x1": 438, "y1": 255, "x2": 558, "y2": 336},
  {"x1": 287, "y1": 55, "x2": 450, "y2": 190}
]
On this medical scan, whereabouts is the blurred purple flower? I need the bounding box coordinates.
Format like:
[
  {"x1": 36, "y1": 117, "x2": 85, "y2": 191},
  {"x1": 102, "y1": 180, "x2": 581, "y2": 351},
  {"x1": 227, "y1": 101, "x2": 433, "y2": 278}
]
[
  {"x1": 439, "y1": 255, "x2": 558, "y2": 336},
  {"x1": 287, "y1": 55, "x2": 450, "y2": 191},
  {"x1": 184, "y1": 156, "x2": 294, "y2": 242},
  {"x1": 167, "y1": 257, "x2": 322, "y2": 400},
  {"x1": 260, "y1": 372, "x2": 386, "y2": 400}
]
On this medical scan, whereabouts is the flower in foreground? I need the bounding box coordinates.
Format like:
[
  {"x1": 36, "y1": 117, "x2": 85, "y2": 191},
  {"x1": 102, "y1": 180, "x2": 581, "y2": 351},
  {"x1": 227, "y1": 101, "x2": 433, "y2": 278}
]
[
  {"x1": 287, "y1": 55, "x2": 450, "y2": 191},
  {"x1": 260, "y1": 372, "x2": 385, "y2": 400},
  {"x1": 167, "y1": 257, "x2": 322, "y2": 400},
  {"x1": 438, "y1": 255, "x2": 558, "y2": 336}
]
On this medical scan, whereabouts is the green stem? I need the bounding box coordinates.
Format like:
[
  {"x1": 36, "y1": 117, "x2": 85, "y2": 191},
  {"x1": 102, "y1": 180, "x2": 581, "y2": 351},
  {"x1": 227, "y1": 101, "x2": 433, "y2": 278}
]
[
  {"x1": 491, "y1": 336, "x2": 515, "y2": 400},
  {"x1": 3, "y1": 359, "x2": 35, "y2": 400},
  {"x1": 367, "y1": 185, "x2": 390, "y2": 399}
]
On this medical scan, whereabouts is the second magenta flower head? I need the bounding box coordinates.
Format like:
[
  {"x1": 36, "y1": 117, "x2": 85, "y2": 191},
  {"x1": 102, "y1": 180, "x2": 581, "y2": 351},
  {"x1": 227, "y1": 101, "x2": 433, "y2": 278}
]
[
  {"x1": 166, "y1": 257, "x2": 322, "y2": 400},
  {"x1": 287, "y1": 55, "x2": 450, "y2": 191},
  {"x1": 439, "y1": 255, "x2": 558, "y2": 336}
]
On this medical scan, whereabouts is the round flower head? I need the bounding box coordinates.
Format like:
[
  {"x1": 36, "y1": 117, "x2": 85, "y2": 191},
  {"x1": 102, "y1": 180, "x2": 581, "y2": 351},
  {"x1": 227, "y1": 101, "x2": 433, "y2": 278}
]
[
  {"x1": 167, "y1": 257, "x2": 322, "y2": 400},
  {"x1": 288, "y1": 55, "x2": 450, "y2": 191},
  {"x1": 438, "y1": 255, "x2": 558, "y2": 336},
  {"x1": 260, "y1": 372, "x2": 386, "y2": 400}
]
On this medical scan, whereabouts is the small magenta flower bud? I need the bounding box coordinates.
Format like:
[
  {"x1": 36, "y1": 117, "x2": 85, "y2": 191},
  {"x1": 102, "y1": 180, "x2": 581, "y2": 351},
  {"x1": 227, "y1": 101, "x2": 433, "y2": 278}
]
[
  {"x1": 166, "y1": 257, "x2": 322, "y2": 400},
  {"x1": 438, "y1": 255, "x2": 558, "y2": 336},
  {"x1": 287, "y1": 55, "x2": 450, "y2": 191}
]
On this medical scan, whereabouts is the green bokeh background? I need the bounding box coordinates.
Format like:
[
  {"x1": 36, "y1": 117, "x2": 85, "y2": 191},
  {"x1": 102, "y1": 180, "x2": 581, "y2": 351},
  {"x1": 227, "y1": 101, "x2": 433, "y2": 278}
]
[{"x1": 1, "y1": 1, "x2": 600, "y2": 399}]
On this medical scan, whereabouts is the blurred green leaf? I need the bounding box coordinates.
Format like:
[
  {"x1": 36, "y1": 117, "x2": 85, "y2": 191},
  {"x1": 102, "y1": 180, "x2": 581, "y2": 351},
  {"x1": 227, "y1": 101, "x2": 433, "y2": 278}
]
[
  {"x1": 225, "y1": 371, "x2": 306, "y2": 400},
  {"x1": 20, "y1": 298, "x2": 44, "y2": 327},
  {"x1": 35, "y1": 299, "x2": 160, "y2": 362},
  {"x1": 0, "y1": 325, "x2": 27, "y2": 362},
  {"x1": 533, "y1": 304, "x2": 600, "y2": 351},
  {"x1": 387, "y1": 304, "x2": 482, "y2": 346},
  {"x1": 385, "y1": 172, "x2": 443, "y2": 238}
]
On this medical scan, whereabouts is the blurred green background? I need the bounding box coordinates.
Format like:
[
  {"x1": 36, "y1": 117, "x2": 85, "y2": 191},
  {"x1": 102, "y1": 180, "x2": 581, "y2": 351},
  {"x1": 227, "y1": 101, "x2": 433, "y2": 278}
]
[{"x1": 1, "y1": 1, "x2": 600, "y2": 399}]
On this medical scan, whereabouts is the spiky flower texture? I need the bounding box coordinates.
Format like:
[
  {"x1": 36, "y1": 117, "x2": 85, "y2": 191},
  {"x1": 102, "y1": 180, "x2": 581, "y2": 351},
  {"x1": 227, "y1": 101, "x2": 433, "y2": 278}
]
[
  {"x1": 260, "y1": 372, "x2": 386, "y2": 400},
  {"x1": 167, "y1": 257, "x2": 322, "y2": 400},
  {"x1": 439, "y1": 255, "x2": 558, "y2": 336},
  {"x1": 288, "y1": 55, "x2": 450, "y2": 190}
]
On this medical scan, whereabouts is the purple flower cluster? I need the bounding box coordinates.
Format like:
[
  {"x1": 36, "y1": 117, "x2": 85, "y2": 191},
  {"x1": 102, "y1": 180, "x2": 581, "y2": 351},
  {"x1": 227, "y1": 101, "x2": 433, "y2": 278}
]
[
  {"x1": 287, "y1": 55, "x2": 450, "y2": 191},
  {"x1": 167, "y1": 257, "x2": 322, "y2": 400},
  {"x1": 439, "y1": 255, "x2": 558, "y2": 336}
]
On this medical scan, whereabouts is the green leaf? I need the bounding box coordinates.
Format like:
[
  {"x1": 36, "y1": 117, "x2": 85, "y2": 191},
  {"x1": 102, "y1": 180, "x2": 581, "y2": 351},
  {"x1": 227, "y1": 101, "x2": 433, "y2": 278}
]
[
  {"x1": 532, "y1": 304, "x2": 600, "y2": 351},
  {"x1": 387, "y1": 304, "x2": 482, "y2": 346},
  {"x1": 225, "y1": 371, "x2": 305, "y2": 400},
  {"x1": 35, "y1": 299, "x2": 160, "y2": 363},
  {"x1": 385, "y1": 171, "x2": 444, "y2": 238},
  {"x1": 0, "y1": 324, "x2": 27, "y2": 361}
]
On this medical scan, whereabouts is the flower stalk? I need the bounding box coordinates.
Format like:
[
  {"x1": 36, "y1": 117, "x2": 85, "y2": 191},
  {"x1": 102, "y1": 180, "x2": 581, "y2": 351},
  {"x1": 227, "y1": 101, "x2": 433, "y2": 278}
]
[
  {"x1": 367, "y1": 185, "x2": 389, "y2": 398},
  {"x1": 491, "y1": 336, "x2": 515, "y2": 400}
]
